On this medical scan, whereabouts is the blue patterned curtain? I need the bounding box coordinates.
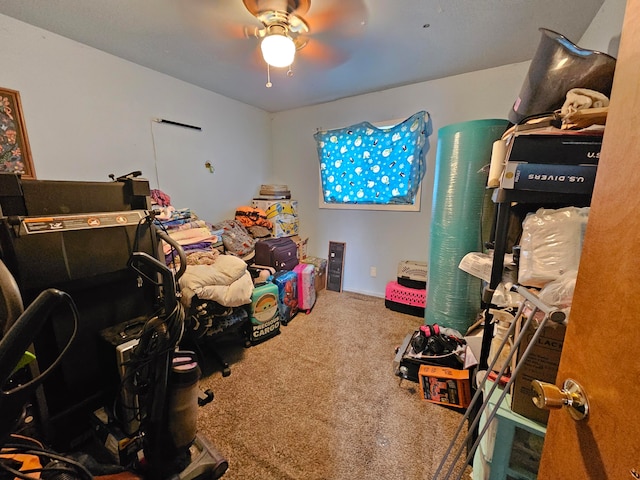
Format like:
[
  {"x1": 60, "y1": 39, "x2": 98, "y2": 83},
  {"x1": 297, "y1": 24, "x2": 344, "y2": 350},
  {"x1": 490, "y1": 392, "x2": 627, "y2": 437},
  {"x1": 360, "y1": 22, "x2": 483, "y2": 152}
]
[{"x1": 314, "y1": 111, "x2": 432, "y2": 204}]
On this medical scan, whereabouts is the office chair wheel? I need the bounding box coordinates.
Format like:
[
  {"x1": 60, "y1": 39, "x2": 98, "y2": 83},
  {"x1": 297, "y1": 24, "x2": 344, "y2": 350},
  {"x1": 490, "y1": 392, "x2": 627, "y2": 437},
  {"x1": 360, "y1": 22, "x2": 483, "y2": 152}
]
[
  {"x1": 222, "y1": 367, "x2": 231, "y2": 377},
  {"x1": 198, "y1": 389, "x2": 214, "y2": 407}
]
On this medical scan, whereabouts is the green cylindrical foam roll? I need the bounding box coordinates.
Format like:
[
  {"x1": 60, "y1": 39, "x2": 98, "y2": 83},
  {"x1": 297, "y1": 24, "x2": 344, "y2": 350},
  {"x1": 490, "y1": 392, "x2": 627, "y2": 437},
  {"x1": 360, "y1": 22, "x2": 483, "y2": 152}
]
[{"x1": 425, "y1": 119, "x2": 509, "y2": 333}]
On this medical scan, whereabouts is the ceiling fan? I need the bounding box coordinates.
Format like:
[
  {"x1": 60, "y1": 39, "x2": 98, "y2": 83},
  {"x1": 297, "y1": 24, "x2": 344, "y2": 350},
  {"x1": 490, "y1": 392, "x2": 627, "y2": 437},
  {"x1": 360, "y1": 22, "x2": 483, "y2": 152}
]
[{"x1": 239, "y1": 0, "x2": 368, "y2": 87}]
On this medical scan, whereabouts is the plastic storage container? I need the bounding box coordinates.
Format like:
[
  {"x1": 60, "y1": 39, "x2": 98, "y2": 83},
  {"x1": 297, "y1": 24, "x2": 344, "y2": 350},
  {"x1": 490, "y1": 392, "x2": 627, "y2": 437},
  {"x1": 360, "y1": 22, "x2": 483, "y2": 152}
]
[{"x1": 384, "y1": 280, "x2": 427, "y2": 317}]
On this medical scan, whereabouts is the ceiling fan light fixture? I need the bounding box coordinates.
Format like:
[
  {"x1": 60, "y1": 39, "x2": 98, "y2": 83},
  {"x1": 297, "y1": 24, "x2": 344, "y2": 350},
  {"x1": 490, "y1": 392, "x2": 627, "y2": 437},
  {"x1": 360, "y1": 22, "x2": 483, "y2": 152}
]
[{"x1": 261, "y1": 31, "x2": 296, "y2": 68}]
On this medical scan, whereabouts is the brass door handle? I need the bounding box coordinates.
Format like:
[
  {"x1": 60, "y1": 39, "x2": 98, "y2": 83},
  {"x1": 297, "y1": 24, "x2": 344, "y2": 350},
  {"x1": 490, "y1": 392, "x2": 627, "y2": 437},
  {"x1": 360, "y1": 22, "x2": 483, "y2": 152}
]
[{"x1": 531, "y1": 378, "x2": 589, "y2": 421}]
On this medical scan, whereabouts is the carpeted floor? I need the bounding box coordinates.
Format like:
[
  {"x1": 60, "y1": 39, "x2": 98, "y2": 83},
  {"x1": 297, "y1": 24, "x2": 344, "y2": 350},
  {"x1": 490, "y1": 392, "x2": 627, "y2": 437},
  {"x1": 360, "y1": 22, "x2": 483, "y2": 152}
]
[{"x1": 195, "y1": 290, "x2": 471, "y2": 480}]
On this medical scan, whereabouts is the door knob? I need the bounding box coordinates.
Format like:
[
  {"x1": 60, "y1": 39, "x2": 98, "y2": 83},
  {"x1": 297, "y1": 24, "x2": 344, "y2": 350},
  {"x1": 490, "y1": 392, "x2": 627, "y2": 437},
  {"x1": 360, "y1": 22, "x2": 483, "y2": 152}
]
[{"x1": 531, "y1": 378, "x2": 589, "y2": 421}]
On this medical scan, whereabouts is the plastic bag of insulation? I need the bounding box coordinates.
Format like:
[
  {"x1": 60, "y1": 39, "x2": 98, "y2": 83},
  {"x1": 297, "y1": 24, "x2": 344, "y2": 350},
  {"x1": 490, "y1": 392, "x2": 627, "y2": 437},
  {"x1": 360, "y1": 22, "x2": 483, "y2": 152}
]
[
  {"x1": 518, "y1": 207, "x2": 589, "y2": 288},
  {"x1": 538, "y1": 269, "x2": 578, "y2": 309}
]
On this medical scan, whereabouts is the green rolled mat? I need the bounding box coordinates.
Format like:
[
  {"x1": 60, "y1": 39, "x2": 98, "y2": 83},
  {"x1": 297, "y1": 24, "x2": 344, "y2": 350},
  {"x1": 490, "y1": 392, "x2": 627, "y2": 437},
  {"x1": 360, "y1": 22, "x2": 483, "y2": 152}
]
[{"x1": 425, "y1": 119, "x2": 509, "y2": 333}]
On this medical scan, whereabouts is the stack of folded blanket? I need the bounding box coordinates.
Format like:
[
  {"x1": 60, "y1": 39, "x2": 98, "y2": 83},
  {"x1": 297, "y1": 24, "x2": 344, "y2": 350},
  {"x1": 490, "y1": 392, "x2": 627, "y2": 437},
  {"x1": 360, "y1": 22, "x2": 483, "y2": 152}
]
[
  {"x1": 179, "y1": 254, "x2": 253, "y2": 308},
  {"x1": 177, "y1": 250, "x2": 253, "y2": 341}
]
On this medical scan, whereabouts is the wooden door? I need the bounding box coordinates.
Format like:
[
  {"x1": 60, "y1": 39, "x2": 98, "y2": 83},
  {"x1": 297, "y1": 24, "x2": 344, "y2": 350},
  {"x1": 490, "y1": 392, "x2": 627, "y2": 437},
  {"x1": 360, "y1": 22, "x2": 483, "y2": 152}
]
[{"x1": 537, "y1": 1, "x2": 640, "y2": 478}]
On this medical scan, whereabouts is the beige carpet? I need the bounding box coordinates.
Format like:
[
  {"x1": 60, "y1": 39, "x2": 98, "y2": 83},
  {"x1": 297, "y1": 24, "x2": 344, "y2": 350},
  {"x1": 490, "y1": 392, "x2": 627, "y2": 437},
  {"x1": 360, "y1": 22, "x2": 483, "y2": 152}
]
[{"x1": 195, "y1": 290, "x2": 471, "y2": 480}]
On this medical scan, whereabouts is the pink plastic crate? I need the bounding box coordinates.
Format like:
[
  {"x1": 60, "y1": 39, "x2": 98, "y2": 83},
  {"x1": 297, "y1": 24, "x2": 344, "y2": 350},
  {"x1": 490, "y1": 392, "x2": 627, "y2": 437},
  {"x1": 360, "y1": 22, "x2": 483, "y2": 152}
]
[{"x1": 385, "y1": 281, "x2": 426, "y2": 307}]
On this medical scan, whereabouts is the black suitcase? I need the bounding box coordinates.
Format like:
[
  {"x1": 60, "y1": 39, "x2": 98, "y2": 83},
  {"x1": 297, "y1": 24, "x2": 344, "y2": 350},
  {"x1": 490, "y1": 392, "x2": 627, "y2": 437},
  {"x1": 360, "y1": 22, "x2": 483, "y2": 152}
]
[{"x1": 254, "y1": 237, "x2": 299, "y2": 271}]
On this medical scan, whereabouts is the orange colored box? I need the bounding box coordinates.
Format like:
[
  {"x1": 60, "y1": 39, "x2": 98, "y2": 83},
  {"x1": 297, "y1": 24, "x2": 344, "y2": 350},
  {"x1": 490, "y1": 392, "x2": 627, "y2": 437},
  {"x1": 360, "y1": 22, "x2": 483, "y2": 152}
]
[{"x1": 418, "y1": 365, "x2": 471, "y2": 409}]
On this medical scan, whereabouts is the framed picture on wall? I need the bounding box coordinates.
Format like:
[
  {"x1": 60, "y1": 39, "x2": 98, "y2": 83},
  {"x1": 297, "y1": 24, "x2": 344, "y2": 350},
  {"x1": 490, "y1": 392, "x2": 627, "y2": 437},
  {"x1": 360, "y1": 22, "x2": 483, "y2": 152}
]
[{"x1": 0, "y1": 87, "x2": 36, "y2": 179}]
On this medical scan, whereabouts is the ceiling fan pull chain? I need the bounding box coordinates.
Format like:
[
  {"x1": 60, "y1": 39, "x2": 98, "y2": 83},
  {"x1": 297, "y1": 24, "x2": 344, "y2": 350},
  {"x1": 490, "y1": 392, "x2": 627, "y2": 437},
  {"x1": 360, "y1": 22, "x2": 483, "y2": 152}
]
[{"x1": 266, "y1": 64, "x2": 273, "y2": 88}]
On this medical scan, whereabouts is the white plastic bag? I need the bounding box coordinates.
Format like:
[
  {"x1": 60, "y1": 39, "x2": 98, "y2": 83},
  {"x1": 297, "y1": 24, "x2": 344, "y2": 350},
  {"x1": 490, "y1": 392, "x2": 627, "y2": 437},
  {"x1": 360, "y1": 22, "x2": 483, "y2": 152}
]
[{"x1": 518, "y1": 207, "x2": 589, "y2": 288}]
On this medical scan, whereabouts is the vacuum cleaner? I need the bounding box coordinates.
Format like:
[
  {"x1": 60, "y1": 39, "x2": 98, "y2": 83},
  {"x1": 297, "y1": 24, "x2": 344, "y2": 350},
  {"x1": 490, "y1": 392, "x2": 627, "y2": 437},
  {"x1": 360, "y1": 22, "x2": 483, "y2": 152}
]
[{"x1": 126, "y1": 225, "x2": 229, "y2": 479}]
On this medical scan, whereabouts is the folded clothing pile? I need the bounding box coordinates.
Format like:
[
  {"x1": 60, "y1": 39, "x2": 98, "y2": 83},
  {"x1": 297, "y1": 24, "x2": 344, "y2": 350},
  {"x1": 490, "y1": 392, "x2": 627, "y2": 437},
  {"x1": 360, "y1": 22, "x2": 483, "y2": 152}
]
[{"x1": 155, "y1": 208, "x2": 225, "y2": 267}]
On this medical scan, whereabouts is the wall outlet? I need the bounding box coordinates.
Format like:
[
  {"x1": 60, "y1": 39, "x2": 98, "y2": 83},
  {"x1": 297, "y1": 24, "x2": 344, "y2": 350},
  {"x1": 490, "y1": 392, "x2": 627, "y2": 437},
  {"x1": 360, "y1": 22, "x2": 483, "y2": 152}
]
[{"x1": 370, "y1": 266, "x2": 377, "y2": 277}]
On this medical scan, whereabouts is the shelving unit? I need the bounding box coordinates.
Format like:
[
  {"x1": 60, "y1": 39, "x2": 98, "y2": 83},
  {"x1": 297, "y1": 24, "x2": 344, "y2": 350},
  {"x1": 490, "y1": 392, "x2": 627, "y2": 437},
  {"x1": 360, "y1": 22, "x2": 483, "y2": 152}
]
[
  {"x1": 473, "y1": 185, "x2": 593, "y2": 477},
  {"x1": 478, "y1": 187, "x2": 592, "y2": 370},
  {"x1": 436, "y1": 132, "x2": 603, "y2": 480},
  {"x1": 473, "y1": 380, "x2": 546, "y2": 480},
  {"x1": 472, "y1": 183, "x2": 593, "y2": 477}
]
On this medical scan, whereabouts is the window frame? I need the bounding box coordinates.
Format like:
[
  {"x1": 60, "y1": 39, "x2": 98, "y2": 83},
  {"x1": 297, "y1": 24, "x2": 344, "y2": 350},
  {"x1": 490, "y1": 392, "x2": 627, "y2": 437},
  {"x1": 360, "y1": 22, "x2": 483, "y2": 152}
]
[
  {"x1": 316, "y1": 115, "x2": 427, "y2": 212},
  {"x1": 317, "y1": 180, "x2": 422, "y2": 211}
]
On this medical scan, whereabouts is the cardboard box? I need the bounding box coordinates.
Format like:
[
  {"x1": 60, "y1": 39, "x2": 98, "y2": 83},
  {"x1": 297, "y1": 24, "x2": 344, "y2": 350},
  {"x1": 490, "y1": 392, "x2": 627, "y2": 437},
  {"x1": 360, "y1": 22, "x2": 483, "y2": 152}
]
[
  {"x1": 302, "y1": 256, "x2": 327, "y2": 292},
  {"x1": 251, "y1": 199, "x2": 299, "y2": 237},
  {"x1": 315, "y1": 267, "x2": 326, "y2": 292},
  {"x1": 418, "y1": 364, "x2": 471, "y2": 408},
  {"x1": 510, "y1": 319, "x2": 566, "y2": 424},
  {"x1": 289, "y1": 235, "x2": 308, "y2": 260}
]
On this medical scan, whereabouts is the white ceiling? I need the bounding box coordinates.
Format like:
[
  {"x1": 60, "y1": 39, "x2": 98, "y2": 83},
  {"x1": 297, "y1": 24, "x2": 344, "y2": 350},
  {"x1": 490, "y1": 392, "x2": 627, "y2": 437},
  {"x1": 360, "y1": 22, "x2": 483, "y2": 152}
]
[{"x1": 0, "y1": 0, "x2": 606, "y2": 113}]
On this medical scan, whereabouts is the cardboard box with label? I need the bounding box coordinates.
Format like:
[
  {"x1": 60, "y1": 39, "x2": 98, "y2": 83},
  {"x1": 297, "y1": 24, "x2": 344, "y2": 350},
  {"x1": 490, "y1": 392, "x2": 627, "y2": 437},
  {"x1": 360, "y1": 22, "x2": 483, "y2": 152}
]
[
  {"x1": 510, "y1": 318, "x2": 566, "y2": 424},
  {"x1": 418, "y1": 364, "x2": 471, "y2": 409},
  {"x1": 251, "y1": 199, "x2": 299, "y2": 238}
]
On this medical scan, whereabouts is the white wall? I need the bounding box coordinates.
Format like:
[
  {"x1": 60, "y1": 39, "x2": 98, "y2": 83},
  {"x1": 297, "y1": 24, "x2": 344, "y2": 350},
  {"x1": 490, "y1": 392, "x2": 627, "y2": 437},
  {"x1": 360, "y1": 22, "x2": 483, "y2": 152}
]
[
  {"x1": 271, "y1": 65, "x2": 527, "y2": 297},
  {"x1": 270, "y1": 0, "x2": 627, "y2": 298},
  {"x1": 579, "y1": 0, "x2": 627, "y2": 56},
  {"x1": 0, "y1": 14, "x2": 272, "y2": 223}
]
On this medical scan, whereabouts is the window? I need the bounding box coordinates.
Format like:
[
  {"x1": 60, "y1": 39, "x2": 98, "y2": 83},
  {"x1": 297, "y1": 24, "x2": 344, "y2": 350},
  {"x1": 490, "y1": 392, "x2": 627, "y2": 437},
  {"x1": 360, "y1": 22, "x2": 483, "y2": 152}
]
[{"x1": 314, "y1": 111, "x2": 432, "y2": 211}]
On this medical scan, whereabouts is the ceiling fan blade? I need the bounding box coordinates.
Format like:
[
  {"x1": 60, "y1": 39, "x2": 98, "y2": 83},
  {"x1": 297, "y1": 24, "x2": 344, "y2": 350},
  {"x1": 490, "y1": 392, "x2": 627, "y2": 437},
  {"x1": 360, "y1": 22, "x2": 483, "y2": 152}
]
[
  {"x1": 178, "y1": 0, "x2": 269, "y2": 66},
  {"x1": 250, "y1": 44, "x2": 269, "y2": 70},
  {"x1": 305, "y1": 0, "x2": 368, "y2": 36},
  {"x1": 243, "y1": 0, "x2": 311, "y2": 17},
  {"x1": 296, "y1": 37, "x2": 348, "y2": 68},
  {"x1": 180, "y1": 0, "x2": 260, "y2": 39}
]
